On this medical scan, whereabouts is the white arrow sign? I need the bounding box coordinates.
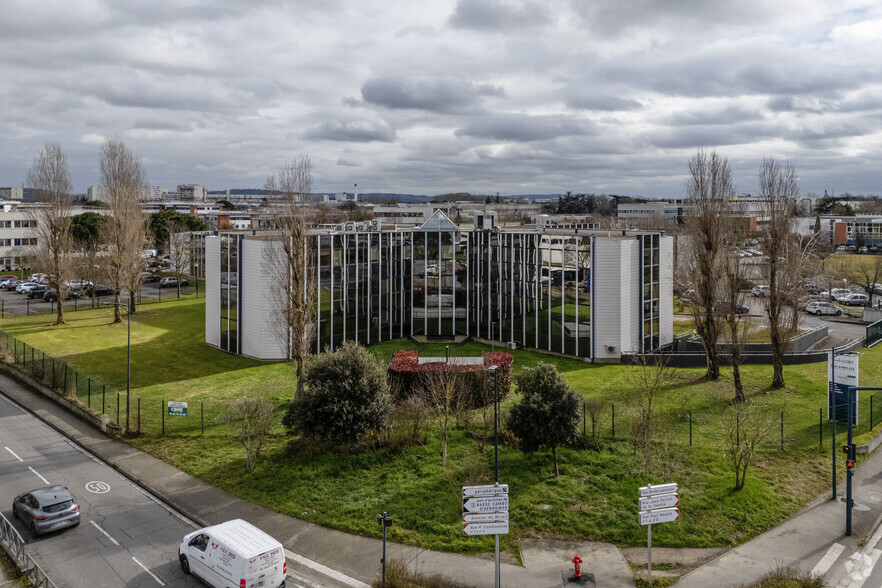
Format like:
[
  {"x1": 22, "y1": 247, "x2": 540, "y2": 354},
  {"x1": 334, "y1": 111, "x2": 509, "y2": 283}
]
[
  {"x1": 463, "y1": 512, "x2": 509, "y2": 524},
  {"x1": 462, "y1": 496, "x2": 509, "y2": 513},
  {"x1": 639, "y1": 494, "x2": 679, "y2": 511},
  {"x1": 639, "y1": 507, "x2": 680, "y2": 526},
  {"x1": 462, "y1": 521, "x2": 510, "y2": 536},
  {"x1": 638, "y1": 483, "x2": 679, "y2": 498},
  {"x1": 463, "y1": 484, "x2": 509, "y2": 497}
]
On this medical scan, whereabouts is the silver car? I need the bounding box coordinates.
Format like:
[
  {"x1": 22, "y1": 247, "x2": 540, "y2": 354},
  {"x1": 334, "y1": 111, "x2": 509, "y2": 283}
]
[{"x1": 12, "y1": 485, "x2": 81, "y2": 536}]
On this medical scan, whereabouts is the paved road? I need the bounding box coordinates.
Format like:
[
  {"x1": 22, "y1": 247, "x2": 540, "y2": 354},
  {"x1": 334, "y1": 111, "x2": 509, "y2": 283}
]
[
  {"x1": 0, "y1": 282, "x2": 199, "y2": 318},
  {"x1": 0, "y1": 393, "x2": 200, "y2": 587}
]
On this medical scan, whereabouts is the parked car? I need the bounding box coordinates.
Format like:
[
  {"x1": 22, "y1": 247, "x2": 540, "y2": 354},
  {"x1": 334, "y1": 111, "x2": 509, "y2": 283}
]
[
  {"x1": 714, "y1": 301, "x2": 750, "y2": 315},
  {"x1": 12, "y1": 485, "x2": 81, "y2": 536},
  {"x1": 15, "y1": 282, "x2": 41, "y2": 293},
  {"x1": 751, "y1": 285, "x2": 771, "y2": 297},
  {"x1": 43, "y1": 289, "x2": 80, "y2": 302},
  {"x1": 140, "y1": 272, "x2": 160, "y2": 282},
  {"x1": 3, "y1": 279, "x2": 22, "y2": 290},
  {"x1": 27, "y1": 285, "x2": 49, "y2": 298},
  {"x1": 27, "y1": 273, "x2": 48, "y2": 283},
  {"x1": 832, "y1": 289, "x2": 854, "y2": 303},
  {"x1": 64, "y1": 279, "x2": 93, "y2": 290},
  {"x1": 179, "y1": 519, "x2": 286, "y2": 588},
  {"x1": 88, "y1": 284, "x2": 113, "y2": 297},
  {"x1": 840, "y1": 293, "x2": 870, "y2": 306},
  {"x1": 159, "y1": 277, "x2": 188, "y2": 288},
  {"x1": 806, "y1": 301, "x2": 842, "y2": 316}
]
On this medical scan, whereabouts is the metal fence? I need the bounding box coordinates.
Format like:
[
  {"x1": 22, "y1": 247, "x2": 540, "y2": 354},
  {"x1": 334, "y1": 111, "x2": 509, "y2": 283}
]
[
  {"x1": 868, "y1": 318, "x2": 882, "y2": 348},
  {"x1": 0, "y1": 512, "x2": 58, "y2": 588}
]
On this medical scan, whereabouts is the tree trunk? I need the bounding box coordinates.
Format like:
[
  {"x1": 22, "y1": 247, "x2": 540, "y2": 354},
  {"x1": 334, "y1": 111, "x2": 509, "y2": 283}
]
[
  {"x1": 733, "y1": 363, "x2": 744, "y2": 403},
  {"x1": 441, "y1": 432, "x2": 448, "y2": 470},
  {"x1": 294, "y1": 357, "x2": 305, "y2": 399},
  {"x1": 55, "y1": 297, "x2": 65, "y2": 326},
  {"x1": 112, "y1": 292, "x2": 121, "y2": 323}
]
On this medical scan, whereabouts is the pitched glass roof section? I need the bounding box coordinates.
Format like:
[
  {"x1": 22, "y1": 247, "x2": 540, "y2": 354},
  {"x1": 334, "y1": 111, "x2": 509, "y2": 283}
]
[{"x1": 418, "y1": 209, "x2": 459, "y2": 232}]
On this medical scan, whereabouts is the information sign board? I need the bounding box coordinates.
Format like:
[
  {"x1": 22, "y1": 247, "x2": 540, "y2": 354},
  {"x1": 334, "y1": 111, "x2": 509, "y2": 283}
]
[
  {"x1": 462, "y1": 484, "x2": 509, "y2": 497},
  {"x1": 828, "y1": 353, "x2": 859, "y2": 424},
  {"x1": 638, "y1": 483, "x2": 678, "y2": 497},
  {"x1": 639, "y1": 508, "x2": 680, "y2": 526},
  {"x1": 167, "y1": 401, "x2": 188, "y2": 417},
  {"x1": 462, "y1": 496, "x2": 509, "y2": 514},
  {"x1": 639, "y1": 494, "x2": 679, "y2": 511},
  {"x1": 462, "y1": 512, "x2": 509, "y2": 524},
  {"x1": 462, "y1": 522, "x2": 509, "y2": 536}
]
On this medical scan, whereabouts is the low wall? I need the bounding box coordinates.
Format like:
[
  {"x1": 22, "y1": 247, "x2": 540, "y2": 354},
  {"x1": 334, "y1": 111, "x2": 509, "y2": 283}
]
[
  {"x1": 0, "y1": 361, "x2": 122, "y2": 435},
  {"x1": 675, "y1": 325, "x2": 828, "y2": 354}
]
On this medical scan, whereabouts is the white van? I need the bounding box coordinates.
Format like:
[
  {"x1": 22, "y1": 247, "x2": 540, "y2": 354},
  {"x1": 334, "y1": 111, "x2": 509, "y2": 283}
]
[{"x1": 179, "y1": 519, "x2": 286, "y2": 588}]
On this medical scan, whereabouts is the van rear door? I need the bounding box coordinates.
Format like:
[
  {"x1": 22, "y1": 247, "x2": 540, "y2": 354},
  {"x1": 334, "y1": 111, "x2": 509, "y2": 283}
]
[{"x1": 246, "y1": 546, "x2": 285, "y2": 587}]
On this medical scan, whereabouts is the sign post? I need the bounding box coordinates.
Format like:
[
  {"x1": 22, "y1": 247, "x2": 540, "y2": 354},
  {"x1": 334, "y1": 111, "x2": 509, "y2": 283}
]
[
  {"x1": 463, "y1": 484, "x2": 509, "y2": 586},
  {"x1": 639, "y1": 483, "x2": 679, "y2": 585}
]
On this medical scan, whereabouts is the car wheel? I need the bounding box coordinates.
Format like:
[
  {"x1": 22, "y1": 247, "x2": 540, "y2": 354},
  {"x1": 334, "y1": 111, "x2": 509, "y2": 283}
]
[
  {"x1": 836, "y1": 310, "x2": 842, "y2": 315},
  {"x1": 816, "y1": 310, "x2": 822, "y2": 316},
  {"x1": 180, "y1": 555, "x2": 191, "y2": 575},
  {"x1": 12, "y1": 504, "x2": 17, "y2": 519},
  {"x1": 30, "y1": 520, "x2": 38, "y2": 537}
]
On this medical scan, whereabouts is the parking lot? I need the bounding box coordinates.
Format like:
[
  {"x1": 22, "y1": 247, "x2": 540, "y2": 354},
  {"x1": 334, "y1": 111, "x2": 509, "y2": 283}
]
[{"x1": 0, "y1": 280, "x2": 200, "y2": 318}]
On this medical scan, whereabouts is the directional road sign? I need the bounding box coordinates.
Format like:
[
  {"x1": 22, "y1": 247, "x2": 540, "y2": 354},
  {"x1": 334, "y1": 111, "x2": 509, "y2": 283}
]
[
  {"x1": 462, "y1": 496, "x2": 509, "y2": 514},
  {"x1": 462, "y1": 521, "x2": 509, "y2": 536},
  {"x1": 639, "y1": 507, "x2": 680, "y2": 526},
  {"x1": 638, "y1": 483, "x2": 678, "y2": 498},
  {"x1": 639, "y1": 494, "x2": 679, "y2": 511},
  {"x1": 462, "y1": 512, "x2": 509, "y2": 524},
  {"x1": 462, "y1": 484, "x2": 509, "y2": 497}
]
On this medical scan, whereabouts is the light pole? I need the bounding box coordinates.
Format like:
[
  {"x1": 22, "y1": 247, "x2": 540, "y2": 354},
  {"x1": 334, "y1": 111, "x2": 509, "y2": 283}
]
[
  {"x1": 104, "y1": 302, "x2": 131, "y2": 435},
  {"x1": 488, "y1": 364, "x2": 500, "y2": 588}
]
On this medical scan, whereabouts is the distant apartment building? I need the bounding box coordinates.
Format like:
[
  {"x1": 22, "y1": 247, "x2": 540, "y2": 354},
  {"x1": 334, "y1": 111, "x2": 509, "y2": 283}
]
[
  {"x1": 87, "y1": 185, "x2": 168, "y2": 203},
  {"x1": 825, "y1": 215, "x2": 882, "y2": 246},
  {"x1": 617, "y1": 200, "x2": 686, "y2": 224},
  {"x1": 0, "y1": 187, "x2": 23, "y2": 201},
  {"x1": 176, "y1": 184, "x2": 208, "y2": 202}
]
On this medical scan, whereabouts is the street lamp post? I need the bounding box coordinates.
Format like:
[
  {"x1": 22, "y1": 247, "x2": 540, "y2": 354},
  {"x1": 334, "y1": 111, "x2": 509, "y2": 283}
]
[
  {"x1": 488, "y1": 364, "x2": 500, "y2": 588},
  {"x1": 104, "y1": 302, "x2": 131, "y2": 434}
]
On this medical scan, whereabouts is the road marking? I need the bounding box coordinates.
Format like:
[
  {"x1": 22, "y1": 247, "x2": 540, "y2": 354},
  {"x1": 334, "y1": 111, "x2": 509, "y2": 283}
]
[
  {"x1": 812, "y1": 542, "x2": 845, "y2": 576},
  {"x1": 85, "y1": 481, "x2": 111, "y2": 494},
  {"x1": 5, "y1": 446, "x2": 22, "y2": 461},
  {"x1": 287, "y1": 553, "x2": 371, "y2": 588},
  {"x1": 28, "y1": 466, "x2": 49, "y2": 484},
  {"x1": 132, "y1": 557, "x2": 166, "y2": 586},
  {"x1": 90, "y1": 521, "x2": 119, "y2": 546},
  {"x1": 843, "y1": 549, "x2": 882, "y2": 588}
]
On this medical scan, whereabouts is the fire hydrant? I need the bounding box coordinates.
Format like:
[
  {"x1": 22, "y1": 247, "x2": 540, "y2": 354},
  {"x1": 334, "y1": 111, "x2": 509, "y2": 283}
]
[{"x1": 572, "y1": 554, "x2": 583, "y2": 578}]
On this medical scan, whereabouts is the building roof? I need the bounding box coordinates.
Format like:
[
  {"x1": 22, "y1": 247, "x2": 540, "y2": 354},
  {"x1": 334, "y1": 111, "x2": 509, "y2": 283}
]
[{"x1": 418, "y1": 209, "x2": 459, "y2": 232}]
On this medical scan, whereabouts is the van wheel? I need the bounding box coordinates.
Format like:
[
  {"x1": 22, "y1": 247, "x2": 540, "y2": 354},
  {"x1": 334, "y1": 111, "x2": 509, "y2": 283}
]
[{"x1": 180, "y1": 555, "x2": 190, "y2": 575}]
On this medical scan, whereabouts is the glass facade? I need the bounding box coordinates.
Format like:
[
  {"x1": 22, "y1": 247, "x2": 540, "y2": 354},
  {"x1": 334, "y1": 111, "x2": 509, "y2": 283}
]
[{"x1": 212, "y1": 222, "x2": 668, "y2": 361}]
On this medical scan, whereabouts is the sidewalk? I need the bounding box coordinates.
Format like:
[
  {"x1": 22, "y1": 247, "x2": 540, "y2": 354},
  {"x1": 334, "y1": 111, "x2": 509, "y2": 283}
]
[{"x1": 0, "y1": 370, "x2": 634, "y2": 588}]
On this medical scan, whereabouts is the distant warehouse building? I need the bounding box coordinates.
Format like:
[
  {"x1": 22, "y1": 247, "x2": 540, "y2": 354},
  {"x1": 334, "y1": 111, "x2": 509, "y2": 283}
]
[{"x1": 204, "y1": 211, "x2": 672, "y2": 363}]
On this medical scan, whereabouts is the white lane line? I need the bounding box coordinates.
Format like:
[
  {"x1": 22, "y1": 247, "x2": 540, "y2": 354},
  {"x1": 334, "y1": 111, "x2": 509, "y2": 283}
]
[
  {"x1": 28, "y1": 466, "x2": 49, "y2": 484},
  {"x1": 132, "y1": 557, "x2": 166, "y2": 586},
  {"x1": 4, "y1": 446, "x2": 23, "y2": 461},
  {"x1": 812, "y1": 542, "x2": 845, "y2": 576},
  {"x1": 287, "y1": 553, "x2": 371, "y2": 588},
  {"x1": 90, "y1": 520, "x2": 120, "y2": 546}
]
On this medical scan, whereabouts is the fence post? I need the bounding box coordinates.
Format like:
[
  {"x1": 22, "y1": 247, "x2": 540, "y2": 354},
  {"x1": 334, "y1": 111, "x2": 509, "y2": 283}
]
[
  {"x1": 88, "y1": 379, "x2": 91, "y2": 409},
  {"x1": 780, "y1": 411, "x2": 784, "y2": 450},
  {"x1": 26, "y1": 298, "x2": 29, "y2": 315},
  {"x1": 611, "y1": 403, "x2": 615, "y2": 440},
  {"x1": 162, "y1": 400, "x2": 165, "y2": 436},
  {"x1": 202, "y1": 402, "x2": 204, "y2": 435},
  {"x1": 63, "y1": 364, "x2": 67, "y2": 395},
  {"x1": 582, "y1": 401, "x2": 586, "y2": 438},
  {"x1": 820, "y1": 408, "x2": 823, "y2": 448},
  {"x1": 102, "y1": 385, "x2": 106, "y2": 414},
  {"x1": 689, "y1": 411, "x2": 692, "y2": 447},
  {"x1": 76, "y1": 372, "x2": 78, "y2": 397},
  {"x1": 872, "y1": 396, "x2": 875, "y2": 430},
  {"x1": 117, "y1": 393, "x2": 120, "y2": 425},
  {"x1": 42, "y1": 352, "x2": 45, "y2": 380},
  {"x1": 138, "y1": 397, "x2": 141, "y2": 433}
]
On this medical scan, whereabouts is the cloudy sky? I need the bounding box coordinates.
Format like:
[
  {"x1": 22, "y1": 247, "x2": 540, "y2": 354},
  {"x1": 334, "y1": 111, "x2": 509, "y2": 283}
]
[{"x1": 3, "y1": 0, "x2": 882, "y2": 197}]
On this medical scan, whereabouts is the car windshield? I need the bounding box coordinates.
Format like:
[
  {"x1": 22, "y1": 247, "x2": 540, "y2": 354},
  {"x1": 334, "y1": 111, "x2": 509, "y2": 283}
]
[{"x1": 42, "y1": 499, "x2": 73, "y2": 513}]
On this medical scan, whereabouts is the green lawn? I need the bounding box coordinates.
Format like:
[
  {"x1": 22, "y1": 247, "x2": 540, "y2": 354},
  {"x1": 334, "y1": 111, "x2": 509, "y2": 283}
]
[{"x1": 0, "y1": 298, "x2": 878, "y2": 555}]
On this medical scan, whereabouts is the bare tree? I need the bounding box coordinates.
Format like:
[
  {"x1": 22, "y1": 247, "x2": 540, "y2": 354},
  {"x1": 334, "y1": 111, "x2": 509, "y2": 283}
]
[
  {"x1": 167, "y1": 219, "x2": 190, "y2": 298},
  {"x1": 850, "y1": 255, "x2": 882, "y2": 307},
  {"x1": 26, "y1": 143, "x2": 74, "y2": 325},
  {"x1": 719, "y1": 239, "x2": 752, "y2": 402},
  {"x1": 216, "y1": 397, "x2": 276, "y2": 473},
  {"x1": 421, "y1": 366, "x2": 468, "y2": 470},
  {"x1": 628, "y1": 354, "x2": 675, "y2": 472},
  {"x1": 757, "y1": 158, "x2": 800, "y2": 388},
  {"x1": 265, "y1": 154, "x2": 316, "y2": 399},
  {"x1": 719, "y1": 403, "x2": 777, "y2": 491},
  {"x1": 98, "y1": 137, "x2": 150, "y2": 323},
  {"x1": 683, "y1": 149, "x2": 734, "y2": 380}
]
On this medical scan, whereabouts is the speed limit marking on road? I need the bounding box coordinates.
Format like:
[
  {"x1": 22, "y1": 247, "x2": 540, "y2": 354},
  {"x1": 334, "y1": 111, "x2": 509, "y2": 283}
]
[{"x1": 86, "y1": 481, "x2": 111, "y2": 494}]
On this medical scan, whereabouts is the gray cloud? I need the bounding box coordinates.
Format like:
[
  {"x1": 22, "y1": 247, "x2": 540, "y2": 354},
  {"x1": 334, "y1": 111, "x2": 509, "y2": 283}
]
[
  {"x1": 566, "y1": 95, "x2": 643, "y2": 112},
  {"x1": 454, "y1": 114, "x2": 597, "y2": 141},
  {"x1": 361, "y1": 77, "x2": 504, "y2": 114},
  {"x1": 448, "y1": 0, "x2": 552, "y2": 31},
  {"x1": 304, "y1": 119, "x2": 397, "y2": 143}
]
